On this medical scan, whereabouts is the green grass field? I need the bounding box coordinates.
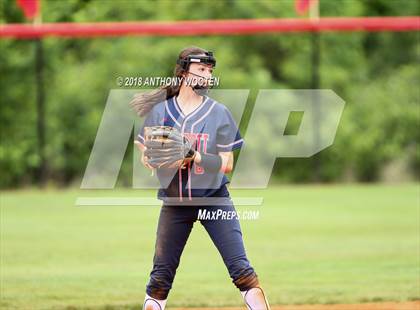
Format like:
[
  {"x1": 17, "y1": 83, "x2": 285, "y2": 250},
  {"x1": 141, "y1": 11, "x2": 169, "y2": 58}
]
[{"x1": 1, "y1": 184, "x2": 419, "y2": 309}]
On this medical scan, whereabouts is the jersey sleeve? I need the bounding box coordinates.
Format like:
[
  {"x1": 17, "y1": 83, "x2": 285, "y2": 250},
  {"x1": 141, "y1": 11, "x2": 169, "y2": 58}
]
[
  {"x1": 216, "y1": 107, "x2": 244, "y2": 152},
  {"x1": 136, "y1": 109, "x2": 157, "y2": 145}
]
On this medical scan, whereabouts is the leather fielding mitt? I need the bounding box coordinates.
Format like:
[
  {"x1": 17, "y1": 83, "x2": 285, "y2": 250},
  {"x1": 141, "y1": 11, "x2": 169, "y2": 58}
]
[{"x1": 143, "y1": 126, "x2": 195, "y2": 169}]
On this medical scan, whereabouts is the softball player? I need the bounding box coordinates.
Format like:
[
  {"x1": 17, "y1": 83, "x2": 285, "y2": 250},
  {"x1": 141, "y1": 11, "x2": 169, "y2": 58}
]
[{"x1": 132, "y1": 46, "x2": 270, "y2": 310}]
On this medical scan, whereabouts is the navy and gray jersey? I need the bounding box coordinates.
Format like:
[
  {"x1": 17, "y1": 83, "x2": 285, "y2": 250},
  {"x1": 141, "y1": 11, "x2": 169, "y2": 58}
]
[{"x1": 136, "y1": 95, "x2": 243, "y2": 202}]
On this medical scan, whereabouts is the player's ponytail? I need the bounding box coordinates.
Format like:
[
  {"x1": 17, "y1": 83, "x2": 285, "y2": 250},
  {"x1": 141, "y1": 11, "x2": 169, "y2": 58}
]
[{"x1": 130, "y1": 46, "x2": 209, "y2": 117}]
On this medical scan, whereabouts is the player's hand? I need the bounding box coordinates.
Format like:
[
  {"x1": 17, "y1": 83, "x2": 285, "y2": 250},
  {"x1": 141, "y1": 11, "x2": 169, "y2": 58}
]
[
  {"x1": 141, "y1": 152, "x2": 155, "y2": 170},
  {"x1": 134, "y1": 141, "x2": 154, "y2": 170},
  {"x1": 192, "y1": 151, "x2": 201, "y2": 164}
]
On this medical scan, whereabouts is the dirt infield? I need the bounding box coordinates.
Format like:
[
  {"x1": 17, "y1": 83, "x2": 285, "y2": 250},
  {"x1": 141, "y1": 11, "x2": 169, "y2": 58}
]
[{"x1": 172, "y1": 301, "x2": 420, "y2": 310}]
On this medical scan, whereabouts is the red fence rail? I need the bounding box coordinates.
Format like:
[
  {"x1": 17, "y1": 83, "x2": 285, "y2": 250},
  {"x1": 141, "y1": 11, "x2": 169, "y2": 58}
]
[{"x1": 1, "y1": 17, "x2": 419, "y2": 39}]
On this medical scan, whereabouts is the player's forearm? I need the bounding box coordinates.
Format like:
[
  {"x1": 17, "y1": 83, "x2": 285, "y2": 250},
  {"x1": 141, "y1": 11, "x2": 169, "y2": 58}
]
[{"x1": 220, "y1": 152, "x2": 233, "y2": 173}]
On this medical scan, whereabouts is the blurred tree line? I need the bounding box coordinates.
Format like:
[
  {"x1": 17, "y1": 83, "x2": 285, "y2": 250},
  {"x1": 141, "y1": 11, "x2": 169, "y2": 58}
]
[{"x1": 0, "y1": 0, "x2": 419, "y2": 188}]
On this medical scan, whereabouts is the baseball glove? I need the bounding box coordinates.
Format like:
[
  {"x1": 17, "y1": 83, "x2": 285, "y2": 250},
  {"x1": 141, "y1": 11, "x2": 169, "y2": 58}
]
[{"x1": 143, "y1": 126, "x2": 195, "y2": 169}]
